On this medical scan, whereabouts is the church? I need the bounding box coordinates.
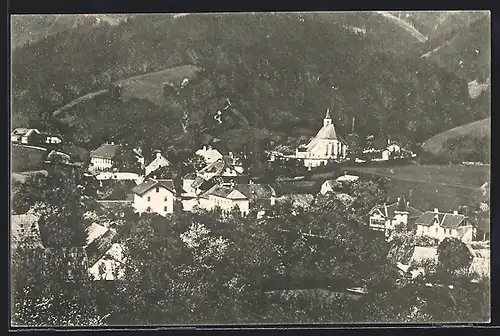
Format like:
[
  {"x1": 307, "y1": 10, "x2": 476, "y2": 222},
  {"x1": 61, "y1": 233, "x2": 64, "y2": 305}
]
[{"x1": 295, "y1": 108, "x2": 348, "y2": 168}]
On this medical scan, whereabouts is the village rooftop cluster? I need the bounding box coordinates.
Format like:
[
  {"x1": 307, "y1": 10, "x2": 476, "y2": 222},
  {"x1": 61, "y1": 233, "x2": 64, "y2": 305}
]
[{"x1": 11, "y1": 109, "x2": 489, "y2": 282}]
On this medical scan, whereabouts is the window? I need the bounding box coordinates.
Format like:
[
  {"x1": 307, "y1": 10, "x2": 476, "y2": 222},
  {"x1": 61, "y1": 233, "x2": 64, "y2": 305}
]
[
  {"x1": 146, "y1": 207, "x2": 151, "y2": 212},
  {"x1": 164, "y1": 206, "x2": 168, "y2": 212},
  {"x1": 164, "y1": 196, "x2": 168, "y2": 202},
  {"x1": 156, "y1": 187, "x2": 159, "y2": 193},
  {"x1": 435, "y1": 227, "x2": 438, "y2": 233},
  {"x1": 147, "y1": 196, "x2": 151, "y2": 202}
]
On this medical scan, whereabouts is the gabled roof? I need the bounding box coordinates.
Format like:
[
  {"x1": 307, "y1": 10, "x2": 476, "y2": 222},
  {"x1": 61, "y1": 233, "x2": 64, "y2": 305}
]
[
  {"x1": 276, "y1": 194, "x2": 315, "y2": 208},
  {"x1": 234, "y1": 184, "x2": 276, "y2": 201},
  {"x1": 335, "y1": 174, "x2": 359, "y2": 183},
  {"x1": 306, "y1": 125, "x2": 339, "y2": 152},
  {"x1": 368, "y1": 197, "x2": 422, "y2": 219},
  {"x1": 415, "y1": 211, "x2": 467, "y2": 229},
  {"x1": 199, "y1": 157, "x2": 241, "y2": 177},
  {"x1": 195, "y1": 147, "x2": 223, "y2": 163},
  {"x1": 396, "y1": 195, "x2": 408, "y2": 212},
  {"x1": 191, "y1": 176, "x2": 209, "y2": 189},
  {"x1": 202, "y1": 184, "x2": 248, "y2": 200},
  {"x1": 145, "y1": 152, "x2": 171, "y2": 167},
  {"x1": 90, "y1": 143, "x2": 121, "y2": 159},
  {"x1": 131, "y1": 178, "x2": 175, "y2": 196},
  {"x1": 12, "y1": 128, "x2": 40, "y2": 136}
]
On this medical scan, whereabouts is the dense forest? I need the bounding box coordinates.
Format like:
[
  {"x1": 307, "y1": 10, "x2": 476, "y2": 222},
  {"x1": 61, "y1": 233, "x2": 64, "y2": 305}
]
[{"x1": 11, "y1": 13, "x2": 490, "y2": 157}]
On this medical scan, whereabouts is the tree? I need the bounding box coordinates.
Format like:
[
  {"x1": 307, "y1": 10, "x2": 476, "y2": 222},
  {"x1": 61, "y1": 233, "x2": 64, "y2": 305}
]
[
  {"x1": 12, "y1": 171, "x2": 89, "y2": 247},
  {"x1": 437, "y1": 237, "x2": 474, "y2": 276},
  {"x1": 112, "y1": 148, "x2": 142, "y2": 174},
  {"x1": 11, "y1": 221, "x2": 108, "y2": 326}
]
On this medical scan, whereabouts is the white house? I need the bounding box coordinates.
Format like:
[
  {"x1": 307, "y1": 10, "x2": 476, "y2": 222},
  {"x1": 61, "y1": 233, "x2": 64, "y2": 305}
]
[
  {"x1": 43, "y1": 134, "x2": 64, "y2": 145},
  {"x1": 145, "y1": 150, "x2": 171, "y2": 177},
  {"x1": 320, "y1": 180, "x2": 341, "y2": 194},
  {"x1": 414, "y1": 208, "x2": 475, "y2": 243},
  {"x1": 131, "y1": 178, "x2": 176, "y2": 216},
  {"x1": 381, "y1": 141, "x2": 402, "y2": 161},
  {"x1": 295, "y1": 108, "x2": 348, "y2": 168},
  {"x1": 195, "y1": 145, "x2": 223, "y2": 164},
  {"x1": 11, "y1": 128, "x2": 41, "y2": 144},
  {"x1": 89, "y1": 143, "x2": 121, "y2": 172},
  {"x1": 198, "y1": 184, "x2": 250, "y2": 215},
  {"x1": 368, "y1": 196, "x2": 423, "y2": 237},
  {"x1": 196, "y1": 183, "x2": 276, "y2": 216}
]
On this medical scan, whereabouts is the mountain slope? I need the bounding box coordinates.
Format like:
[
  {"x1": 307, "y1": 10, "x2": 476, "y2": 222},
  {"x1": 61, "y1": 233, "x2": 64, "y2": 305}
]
[
  {"x1": 12, "y1": 13, "x2": 486, "y2": 155},
  {"x1": 422, "y1": 117, "x2": 490, "y2": 162},
  {"x1": 11, "y1": 14, "x2": 131, "y2": 49}
]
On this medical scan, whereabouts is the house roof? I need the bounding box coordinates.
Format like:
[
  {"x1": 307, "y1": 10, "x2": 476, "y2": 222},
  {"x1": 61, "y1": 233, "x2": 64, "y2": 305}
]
[
  {"x1": 131, "y1": 178, "x2": 175, "y2": 196},
  {"x1": 90, "y1": 143, "x2": 121, "y2": 159},
  {"x1": 277, "y1": 194, "x2": 315, "y2": 208},
  {"x1": 85, "y1": 228, "x2": 118, "y2": 267},
  {"x1": 145, "y1": 152, "x2": 171, "y2": 167},
  {"x1": 191, "y1": 176, "x2": 209, "y2": 189},
  {"x1": 195, "y1": 147, "x2": 223, "y2": 162},
  {"x1": 199, "y1": 157, "x2": 241, "y2": 176},
  {"x1": 184, "y1": 172, "x2": 197, "y2": 180},
  {"x1": 335, "y1": 174, "x2": 359, "y2": 183},
  {"x1": 202, "y1": 184, "x2": 248, "y2": 200},
  {"x1": 369, "y1": 197, "x2": 422, "y2": 219},
  {"x1": 415, "y1": 211, "x2": 467, "y2": 229},
  {"x1": 12, "y1": 128, "x2": 40, "y2": 136},
  {"x1": 234, "y1": 184, "x2": 276, "y2": 201}
]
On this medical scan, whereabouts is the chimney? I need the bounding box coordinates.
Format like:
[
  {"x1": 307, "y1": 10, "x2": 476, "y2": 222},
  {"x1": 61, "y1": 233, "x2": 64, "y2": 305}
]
[
  {"x1": 406, "y1": 202, "x2": 410, "y2": 207},
  {"x1": 434, "y1": 208, "x2": 439, "y2": 213},
  {"x1": 156, "y1": 151, "x2": 162, "y2": 159},
  {"x1": 203, "y1": 145, "x2": 207, "y2": 151},
  {"x1": 453, "y1": 210, "x2": 458, "y2": 215}
]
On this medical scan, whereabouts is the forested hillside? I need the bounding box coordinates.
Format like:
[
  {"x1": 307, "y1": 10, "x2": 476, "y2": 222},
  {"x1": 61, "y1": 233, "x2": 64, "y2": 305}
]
[{"x1": 12, "y1": 13, "x2": 490, "y2": 155}]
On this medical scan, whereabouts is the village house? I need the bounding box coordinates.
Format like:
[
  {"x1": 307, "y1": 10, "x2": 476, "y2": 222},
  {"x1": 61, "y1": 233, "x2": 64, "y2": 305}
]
[
  {"x1": 320, "y1": 174, "x2": 360, "y2": 194},
  {"x1": 89, "y1": 143, "x2": 121, "y2": 172},
  {"x1": 276, "y1": 193, "x2": 316, "y2": 210},
  {"x1": 11, "y1": 128, "x2": 41, "y2": 144},
  {"x1": 131, "y1": 178, "x2": 176, "y2": 216},
  {"x1": 144, "y1": 150, "x2": 171, "y2": 177},
  {"x1": 43, "y1": 133, "x2": 64, "y2": 145},
  {"x1": 196, "y1": 182, "x2": 276, "y2": 216},
  {"x1": 381, "y1": 141, "x2": 401, "y2": 161},
  {"x1": 414, "y1": 208, "x2": 476, "y2": 243},
  {"x1": 368, "y1": 195, "x2": 423, "y2": 237},
  {"x1": 187, "y1": 157, "x2": 246, "y2": 195},
  {"x1": 295, "y1": 108, "x2": 348, "y2": 168},
  {"x1": 195, "y1": 145, "x2": 223, "y2": 165},
  {"x1": 18, "y1": 216, "x2": 125, "y2": 281}
]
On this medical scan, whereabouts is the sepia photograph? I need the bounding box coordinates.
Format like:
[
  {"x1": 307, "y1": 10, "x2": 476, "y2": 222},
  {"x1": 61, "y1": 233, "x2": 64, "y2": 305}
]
[{"x1": 10, "y1": 11, "x2": 491, "y2": 327}]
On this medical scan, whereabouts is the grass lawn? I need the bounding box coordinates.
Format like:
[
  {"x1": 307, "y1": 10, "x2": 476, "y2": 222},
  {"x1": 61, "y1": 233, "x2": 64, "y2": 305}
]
[
  {"x1": 11, "y1": 145, "x2": 47, "y2": 173},
  {"x1": 347, "y1": 164, "x2": 489, "y2": 212}
]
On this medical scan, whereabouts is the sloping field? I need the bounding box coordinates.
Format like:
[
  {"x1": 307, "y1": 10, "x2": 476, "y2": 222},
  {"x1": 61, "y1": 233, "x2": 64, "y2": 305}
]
[
  {"x1": 347, "y1": 164, "x2": 489, "y2": 212},
  {"x1": 422, "y1": 118, "x2": 490, "y2": 156},
  {"x1": 11, "y1": 145, "x2": 47, "y2": 173},
  {"x1": 53, "y1": 89, "x2": 109, "y2": 119},
  {"x1": 115, "y1": 64, "x2": 204, "y2": 106},
  {"x1": 53, "y1": 65, "x2": 204, "y2": 121}
]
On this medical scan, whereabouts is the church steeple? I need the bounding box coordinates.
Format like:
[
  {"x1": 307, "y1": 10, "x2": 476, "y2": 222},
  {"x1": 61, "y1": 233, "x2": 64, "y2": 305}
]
[{"x1": 324, "y1": 108, "x2": 332, "y2": 126}]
